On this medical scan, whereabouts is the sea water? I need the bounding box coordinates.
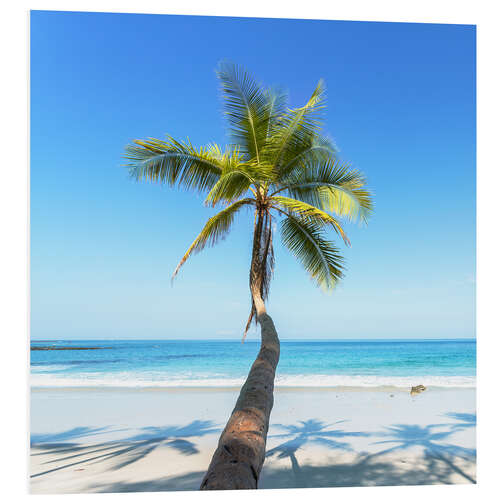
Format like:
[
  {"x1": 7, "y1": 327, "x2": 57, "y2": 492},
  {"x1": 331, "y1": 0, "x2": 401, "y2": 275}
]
[{"x1": 30, "y1": 339, "x2": 475, "y2": 389}]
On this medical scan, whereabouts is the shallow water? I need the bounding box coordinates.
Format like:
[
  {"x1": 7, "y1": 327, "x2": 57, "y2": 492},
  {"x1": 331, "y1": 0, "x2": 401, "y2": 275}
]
[{"x1": 30, "y1": 339, "x2": 476, "y2": 388}]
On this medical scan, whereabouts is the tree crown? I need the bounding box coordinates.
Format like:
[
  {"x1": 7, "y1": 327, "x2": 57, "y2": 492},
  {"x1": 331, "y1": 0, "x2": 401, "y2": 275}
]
[{"x1": 124, "y1": 62, "x2": 373, "y2": 295}]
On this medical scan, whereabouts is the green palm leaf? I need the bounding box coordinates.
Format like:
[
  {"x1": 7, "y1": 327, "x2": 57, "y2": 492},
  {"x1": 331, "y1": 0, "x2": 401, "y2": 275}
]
[
  {"x1": 280, "y1": 215, "x2": 344, "y2": 290},
  {"x1": 264, "y1": 80, "x2": 326, "y2": 173},
  {"x1": 204, "y1": 169, "x2": 254, "y2": 207},
  {"x1": 125, "y1": 136, "x2": 222, "y2": 193},
  {"x1": 271, "y1": 196, "x2": 350, "y2": 245},
  {"x1": 216, "y1": 61, "x2": 271, "y2": 163},
  {"x1": 263, "y1": 86, "x2": 288, "y2": 140},
  {"x1": 172, "y1": 198, "x2": 255, "y2": 280},
  {"x1": 276, "y1": 159, "x2": 373, "y2": 223},
  {"x1": 204, "y1": 161, "x2": 275, "y2": 207},
  {"x1": 277, "y1": 135, "x2": 338, "y2": 180}
]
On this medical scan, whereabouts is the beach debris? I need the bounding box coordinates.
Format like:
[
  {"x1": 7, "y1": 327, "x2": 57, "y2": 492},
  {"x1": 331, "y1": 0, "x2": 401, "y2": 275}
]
[{"x1": 410, "y1": 385, "x2": 427, "y2": 396}]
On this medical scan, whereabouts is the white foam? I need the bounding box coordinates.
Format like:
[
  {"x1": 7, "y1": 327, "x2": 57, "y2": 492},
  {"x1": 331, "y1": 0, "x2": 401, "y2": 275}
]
[
  {"x1": 31, "y1": 364, "x2": 73, "y2": 373},
  {"x1": 30, "y1": 372, "x2": 476, "y2": 389}
]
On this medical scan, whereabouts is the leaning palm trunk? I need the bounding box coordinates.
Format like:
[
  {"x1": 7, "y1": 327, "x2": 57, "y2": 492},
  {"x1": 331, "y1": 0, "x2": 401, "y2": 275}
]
[
  {"x1": 199, "y1": 310, "x2": 279, "y2": 489},
  {"x1": 200, "y1": 212, "x2": 280, "y2": 489}
]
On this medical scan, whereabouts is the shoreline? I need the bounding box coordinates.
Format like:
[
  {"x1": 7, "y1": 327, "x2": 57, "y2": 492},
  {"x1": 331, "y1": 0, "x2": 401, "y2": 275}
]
[{"x1": 30, "y1": 384, "x2": 475, "y2": 393}]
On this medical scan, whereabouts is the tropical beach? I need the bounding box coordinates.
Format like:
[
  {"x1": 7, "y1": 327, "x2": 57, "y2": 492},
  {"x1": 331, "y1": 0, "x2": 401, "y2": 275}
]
[
  {"x1": 30, "y1": 340, "x2": 476, "y2": 492},
  {"x1": 30, "y1": 11, "x2": 476, "y2": 493}
]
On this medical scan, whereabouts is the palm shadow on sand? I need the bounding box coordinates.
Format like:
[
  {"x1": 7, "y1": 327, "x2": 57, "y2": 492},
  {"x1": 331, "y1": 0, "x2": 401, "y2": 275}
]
[
  {"x1": 262, "y1": 417, "x2": 477, "y2": 488},
  {"x1": 90, "y1": 417, "x2": 477, "y2": 492},
  {"x1": 31, "y1": 426, "x2": 114, "y2": 446},
  {"x1": 443, "y1": 412, "x2": 476, "y2": 430},
  {"x1": 366, "y1": 422, "x2": 476, "y2": 483},
  {"x1": 265, "y1": 419, "x2": 370, "y2": 487},
  {"x1": 30, "y1": 420, "x2": 219, "y2": 479},
  {"x1": 31, "y1": 416, "x2": 476, "y2": 491}
]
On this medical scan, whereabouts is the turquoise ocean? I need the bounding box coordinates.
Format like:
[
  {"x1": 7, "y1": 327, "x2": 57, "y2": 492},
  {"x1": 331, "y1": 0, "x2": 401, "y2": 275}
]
[{"x1": 30, "y1": 339, "x2": 475, "y2": 389}]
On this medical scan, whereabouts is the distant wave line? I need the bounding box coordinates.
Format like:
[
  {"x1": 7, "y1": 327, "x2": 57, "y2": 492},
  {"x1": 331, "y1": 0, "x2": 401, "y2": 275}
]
[{"x1": 30, "y1": 373, "x2": 476, "y2": 389}]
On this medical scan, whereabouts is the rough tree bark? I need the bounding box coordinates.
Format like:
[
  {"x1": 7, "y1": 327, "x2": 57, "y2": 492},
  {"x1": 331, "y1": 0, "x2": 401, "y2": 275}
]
[{"x1": 200, "y1": 209, "x2": 280, "y2": 490}]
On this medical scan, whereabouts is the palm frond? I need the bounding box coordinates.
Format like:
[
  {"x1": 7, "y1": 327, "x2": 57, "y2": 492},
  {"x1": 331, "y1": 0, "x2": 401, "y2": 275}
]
[
  {"x1": 217, "y1": 61, "x2": 271, "y2": 162},
  {"x1": 263, "y1": 86, "x2": 288, "y2": 140},
  {"x1": 204, "y1": 160, "x2": 275, "y2": 207},
  {"x1": 264, "y1": 80, "x2": 326, "y2": 172},
  {"x1": 204, "y1": 169, "x2": 254, "y2": 207},
  {"x1": 276, "y1": 159, "x2": 373, "y2": 223},
  {"x1": 276, "y1": 135, "x2": 338, "y2": 181},
  {"x1": 271, "y1": 196, "x2": 350, "y2": 245},
  {"x1": 280, "y1": 215, "x2": 344, "y2": 290},
  {"x1": 172, "y1": 198, "x2": 255, "y2": 280},
  {"x1": 124, "y1": 136, "x2": 223, "y2": 193}
]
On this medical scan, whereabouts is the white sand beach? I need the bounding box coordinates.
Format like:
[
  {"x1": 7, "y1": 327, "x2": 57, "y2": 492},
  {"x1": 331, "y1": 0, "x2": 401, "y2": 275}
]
[{"x1": 30, "y1": 386, "x2": 476, "y2": 492}]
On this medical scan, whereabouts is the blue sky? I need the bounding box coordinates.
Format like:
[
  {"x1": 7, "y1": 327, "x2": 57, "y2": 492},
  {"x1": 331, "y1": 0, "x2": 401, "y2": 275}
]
[{"x1": 30, "y1": 11, "x2": 475, "y2": 340}]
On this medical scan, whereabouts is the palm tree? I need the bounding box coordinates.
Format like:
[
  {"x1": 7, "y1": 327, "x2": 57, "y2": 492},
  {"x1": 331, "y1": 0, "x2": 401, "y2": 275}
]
[{"x1": 124, "y1": 62, "x2": 372, "y2": 489}]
